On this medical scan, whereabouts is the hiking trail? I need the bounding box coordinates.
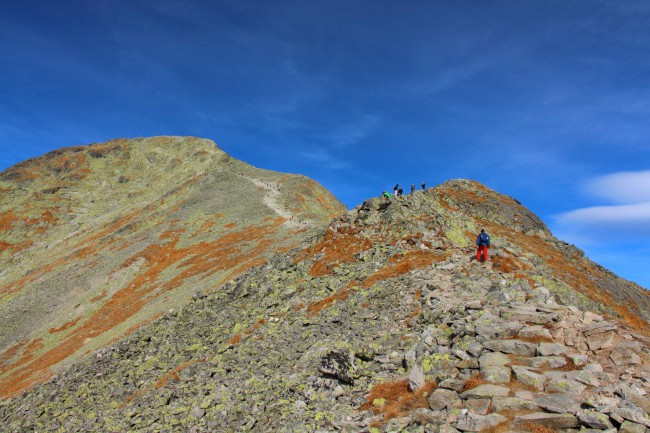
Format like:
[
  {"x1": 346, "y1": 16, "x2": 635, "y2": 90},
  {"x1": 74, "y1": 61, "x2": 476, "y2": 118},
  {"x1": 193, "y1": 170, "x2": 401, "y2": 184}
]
[{"x1": 244, "y1": 176, "x2": 302, "y2": 228}]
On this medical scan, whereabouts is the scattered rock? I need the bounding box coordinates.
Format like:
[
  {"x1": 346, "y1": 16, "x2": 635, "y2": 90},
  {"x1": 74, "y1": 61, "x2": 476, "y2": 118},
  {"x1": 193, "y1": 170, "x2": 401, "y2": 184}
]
[
  {"x1": 533, "y1": 393, "x2": 583, "y2": 415},
  {"x1": 455, "y1": 411, "x2": 507, "y2": 432}
]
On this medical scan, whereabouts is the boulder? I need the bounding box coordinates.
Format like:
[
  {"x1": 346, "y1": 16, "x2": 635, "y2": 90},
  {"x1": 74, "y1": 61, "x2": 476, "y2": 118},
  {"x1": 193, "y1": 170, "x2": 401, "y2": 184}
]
[
  {"x1": 408, "y1": 364, "x2": 425, "y2": 391},
  {"x1": 455, "y1": 411, "x2": 507, "y2": 432},
  {"x1": 515, "y1": 412, "x2": 579, "y2": 429},
  {"x1": 587, "y1": 331, "x2": 616, "y2": 351},
  {"x1": 537, "y1": 342, "x2": 567, "y2": 356},
  {"x1": 478, "y1": 352, "x2": 510, "y2": 368},
  {"x1": 576, "y1": 409, "x2": 614, "y2": 430},
  {"x1": 483, "y1": 340, "x2": 537, "y2": 356},
  {"x1": 518, "y1": 325, "x2": 553, "y2": 340},
  {"x1": 511, "y1": 366, "x2": 545, "y2": 391},
  {"x1": 492, "y1": 397, "x2": 539, "y2": 411},
  {"x1": 481, "y1": 366, "x2": 511, "y2": 384},
  {"x1": 534, "y1": 393, "x2": 583, "y2": 415},
  {"x1": 545, "y1": 378, "x2": 587, "y2": 394},
  {"x1": 528, "y1": 355, "x2": 566, "y2": 368},
  {"x1": 615, "y1": 402, "x2": 650, "y2": 427},
  {"x1": 464, "y1": 398, "x2": 491, "y2": 415},
  {"x1": 619, "y1": 420, "x2": 647, "y2": 433},
  {"x1": 460, "y1": 384, "x2": 510, "y2": 399},
  {"x1": 610, "y1": 347, "x2": 642, "y2": 366},
  {"x1": 428, "y1": 388, "x2": 461, "y2": 411}
]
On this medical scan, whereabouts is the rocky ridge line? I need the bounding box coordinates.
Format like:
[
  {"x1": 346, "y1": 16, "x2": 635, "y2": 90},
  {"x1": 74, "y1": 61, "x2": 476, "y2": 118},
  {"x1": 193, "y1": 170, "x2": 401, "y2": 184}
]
[
  {"x1": 0, "y1": 136, "x2": 346, "y2": 398},
  {"x1": 1, "y1": 180, "x2": 649, "y2": 433}
]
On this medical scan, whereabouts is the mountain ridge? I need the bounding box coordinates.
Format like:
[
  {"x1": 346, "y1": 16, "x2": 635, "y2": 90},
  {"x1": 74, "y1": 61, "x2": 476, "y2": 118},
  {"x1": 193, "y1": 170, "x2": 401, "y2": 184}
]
[
  {"x1": 2, "y1": 139, "x2": 650, "y2": 433},
  {"x1": 0, "y1": 136, "x2": 346, "y2": 398}
]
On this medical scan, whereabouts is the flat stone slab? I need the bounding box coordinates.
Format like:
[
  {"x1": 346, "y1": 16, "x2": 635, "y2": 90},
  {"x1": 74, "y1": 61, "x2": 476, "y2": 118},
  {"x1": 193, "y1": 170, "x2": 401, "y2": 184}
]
[
  {"x1": 492, "y1": 397, "x2": 539, "y2": 412},
  {"x1": 512, "y1": 365, "x2": 545, "y2": 391},
  {"x1": 516, "y1": 412, "x2": 579, "y2": 429},
  {"x1": 577, "y1": 409, "x2": 614, "y2": 430},
  {"x1": 456, "y1": 412, "x2": 507, "y2": 432},
  {"x1": 610, "y1": 347, "x2": 642, "y2": 366},
  {"x1": 619, "y1": 420, "x2": 647, "y2": 433},
  {"x1": 464, "y1": 398, "x2": 491, "y2": 415},
  {"x1": 461, "y1": 384, "x2": 510, "y2": 399},
  {"x1": 587, "y1": 330, "x2": 616, "y2": 350},
  {"x1": 537, "y1": 342, "x2": 567, "y2": 356},
  {"x1": 428, "y1": 388, "x2": 460, "y2": 411},
  {"x1": 484, "y1": 339, "x2": 537, "y2": 356},
  {"x1": 502, "y1": 309, "x2": 559, "y2": 324},
  {"x1": 545, "y1": 378, "x2": 587, "y2": 394},
  {"x1": 529, "y1": 355, "x2": 566, "y2": 368},
  {"x1": 481, "y1": 366, "x2": 511, "y2": 384},
  {"x1": 518, "y1": 325, "x2": 553, "y2": 340},
  {"x1": 479, "y1": 351, "x2": 511, "y2": 368},
  {"x1": 565, "y1": 370, "x2": 601, "y2": 386},
  {"x1": 534, "y1": 392, "x2": 583, "y2": 414},
  {"x1": 615, "y1": 402, "x2": 650, "y2": 427},
  {"x1": 582, "y1": 321, "x2": 617, "y2": 336}
]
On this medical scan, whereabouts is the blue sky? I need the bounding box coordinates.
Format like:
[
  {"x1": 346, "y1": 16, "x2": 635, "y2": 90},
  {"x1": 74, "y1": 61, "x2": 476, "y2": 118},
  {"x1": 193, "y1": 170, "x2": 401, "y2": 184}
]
[{"x1": 1, "y1": 1, "x2": 649, "y2": 289}]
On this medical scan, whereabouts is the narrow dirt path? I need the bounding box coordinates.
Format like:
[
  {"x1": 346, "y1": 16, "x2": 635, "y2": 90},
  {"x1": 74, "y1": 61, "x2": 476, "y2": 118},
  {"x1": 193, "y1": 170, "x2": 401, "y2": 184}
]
[{"x1": 243, "y1": 176, "x2": 302, "y2": 228}]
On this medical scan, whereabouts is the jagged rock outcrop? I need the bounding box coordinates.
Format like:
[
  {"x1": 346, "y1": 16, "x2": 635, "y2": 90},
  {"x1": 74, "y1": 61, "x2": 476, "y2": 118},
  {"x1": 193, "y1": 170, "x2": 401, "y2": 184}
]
[
  {"x1": 0, "y1": 136, "x2": 346, "y2": 398},
  {"x1": 2, "y1": 175, "x2": 650, "y2": 433}
]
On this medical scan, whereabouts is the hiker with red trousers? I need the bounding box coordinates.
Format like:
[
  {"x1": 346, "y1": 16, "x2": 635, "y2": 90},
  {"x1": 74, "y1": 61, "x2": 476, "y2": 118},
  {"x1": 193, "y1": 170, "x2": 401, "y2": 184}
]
[{"x1": 476, "y1": 229, "x2": 490, "y2": 262}]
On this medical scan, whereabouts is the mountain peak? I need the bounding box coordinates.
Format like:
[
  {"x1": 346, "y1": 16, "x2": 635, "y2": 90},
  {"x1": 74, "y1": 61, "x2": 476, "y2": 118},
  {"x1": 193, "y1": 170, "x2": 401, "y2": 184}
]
[
  {"x1": 0, "y1": 136, "x2": 346, "y2": 397},
  {"x1": 2, "y1": 144, "x2": 650, "y2": 433}
]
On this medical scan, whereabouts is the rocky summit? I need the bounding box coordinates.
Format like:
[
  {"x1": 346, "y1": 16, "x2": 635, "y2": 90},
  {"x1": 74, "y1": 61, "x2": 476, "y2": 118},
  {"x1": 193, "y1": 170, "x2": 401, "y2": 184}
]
[
  {"x1": 2, "y1": 146, "x2": 650, "y2": 433},
  {"x1": 0, "y1": 136, "x2": 345, "y2": 399}
]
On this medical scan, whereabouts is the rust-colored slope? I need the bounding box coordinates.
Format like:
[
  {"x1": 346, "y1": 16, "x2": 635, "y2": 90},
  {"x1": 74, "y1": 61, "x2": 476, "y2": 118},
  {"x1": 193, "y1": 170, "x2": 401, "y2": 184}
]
[
  {"x1": 434, "y1": 180, "x2": 650, "y2": 330},
  {"x1": 0, "y1": 136, "x2": 346, "y2": 398}
]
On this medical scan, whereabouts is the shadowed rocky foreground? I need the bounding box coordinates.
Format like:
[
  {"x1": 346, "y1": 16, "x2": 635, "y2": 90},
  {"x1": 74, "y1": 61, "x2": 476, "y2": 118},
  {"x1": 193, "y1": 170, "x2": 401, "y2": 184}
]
[{"x1": 2, "y1": 143, "x2": 650, "y2": 432}]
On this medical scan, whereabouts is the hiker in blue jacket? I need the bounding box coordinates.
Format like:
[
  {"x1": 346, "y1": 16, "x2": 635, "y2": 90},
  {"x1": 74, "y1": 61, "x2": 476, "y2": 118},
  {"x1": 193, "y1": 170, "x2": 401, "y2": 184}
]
[{"x1": 476, "y1": 229, "x2": 490, "y2": 262}]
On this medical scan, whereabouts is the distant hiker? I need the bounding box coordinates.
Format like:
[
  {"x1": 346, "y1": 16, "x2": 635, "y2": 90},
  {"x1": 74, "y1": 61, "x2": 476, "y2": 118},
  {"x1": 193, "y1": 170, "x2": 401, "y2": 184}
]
[
  {"x1": 421, "y1": 182, "x2": 425, "y2": 190},
  {"x1": 394, "y1": 184, "x2": 400, "y2": 195},
  {"x1": 397, "y1": 187, "x2": 403, "y2": 196},
  {"x1": 476, "y1": 229, "x2": 490, "y2": 262},
  {"x1": 410, "y1": 184, "x2": 415, "y2": 193},
  {"x1": 382, "y1": 191, "x2": 391, "y2": 200}
]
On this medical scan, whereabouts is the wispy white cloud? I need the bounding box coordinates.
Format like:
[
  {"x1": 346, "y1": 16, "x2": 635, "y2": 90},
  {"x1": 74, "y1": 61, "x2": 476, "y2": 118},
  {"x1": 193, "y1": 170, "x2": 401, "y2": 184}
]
[
  {"x1": 586, "y1": 170, "x2": 650, "y2": 204},
  {"x1": 554, "y1": 170, "x2": 650, "y2": 243}
]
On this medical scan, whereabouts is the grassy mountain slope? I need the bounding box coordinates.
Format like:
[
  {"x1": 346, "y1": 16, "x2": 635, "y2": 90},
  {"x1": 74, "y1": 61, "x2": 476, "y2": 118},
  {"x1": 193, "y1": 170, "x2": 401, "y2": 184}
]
[
  {"x1": 0, "y1": 136, "x2": 346, "y2": 398},
  {"x1": 2, "y1": 179, "x2": 649, "y2": 433}
]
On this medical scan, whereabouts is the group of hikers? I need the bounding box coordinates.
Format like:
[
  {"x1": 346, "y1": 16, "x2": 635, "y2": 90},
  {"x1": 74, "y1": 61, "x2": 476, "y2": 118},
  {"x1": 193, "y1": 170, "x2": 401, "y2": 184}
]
[
  {"x1": 382, "y1": 182, "x2": 426, "y2": 199},
  {"x1": 381, "y1": 182, "x2": 492, "y2": 262},
  {"x1": 394, "y1": 182, "x2": 425, "y2": 196}
]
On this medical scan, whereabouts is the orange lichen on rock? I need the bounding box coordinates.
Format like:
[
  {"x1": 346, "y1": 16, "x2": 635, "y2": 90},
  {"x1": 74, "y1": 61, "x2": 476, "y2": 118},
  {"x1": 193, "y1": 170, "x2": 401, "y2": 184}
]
[
  {"x1": 298, "y1": 227, "x2": 372, "y2": 277},
  {"x1": 360, "y1": 379, "x2": 437, "y2": 426},
  {"x1": 190, "y1": 220, "x2": 216, "y2": 238},
  {"x1": 361, "y1": 250, "x2": 448, "y2": 289},
  {"x1": 0, "y1": 339, "x2": 44, "y2": 377},
  {"x1": 0, "y1": 209, "x2": 143, "y2": 300},
  {"x1": 155, "y1": 359, "x2": 205, "y2": 389},
  {"x1": 307, "y1": 287, "x2": 352, "y2": 317},
  {"x1": 230, "y1": 319, "x2": 267, "y2": 345},
  {"x1": 463, "y1": 372, "x2": 489, "y2": 391},
  {"x1": 0, "y1": 240, "x2": 33, "y2": 253},
  {"x1": 500, "y1": 230, "x2": 650, "y2": 332},
  {"x1": 0, "y1": 210, "x2": 19, "y2": 231},
  {"x1": 0, "y1": 218, "x2": 289, "y2": 398},
  {"x1": 25, "y1": 210, "x2": 59, "y2": 226},
  {"x1": 49, "y1": 317, "x2": 82, "y2": 334},
  {"x1": 491, "y1": 253, "x2": 530, "y2": 274}
]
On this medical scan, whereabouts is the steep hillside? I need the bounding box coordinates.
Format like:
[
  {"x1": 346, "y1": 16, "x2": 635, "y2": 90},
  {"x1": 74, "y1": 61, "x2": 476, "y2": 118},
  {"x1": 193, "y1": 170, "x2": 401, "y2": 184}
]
[
  {"x1": 0, "y1": 136, "x2": 346, "y2": 398},
  {"x1": 3, "y1": 180, "x2": 649, "y2": 433}
]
